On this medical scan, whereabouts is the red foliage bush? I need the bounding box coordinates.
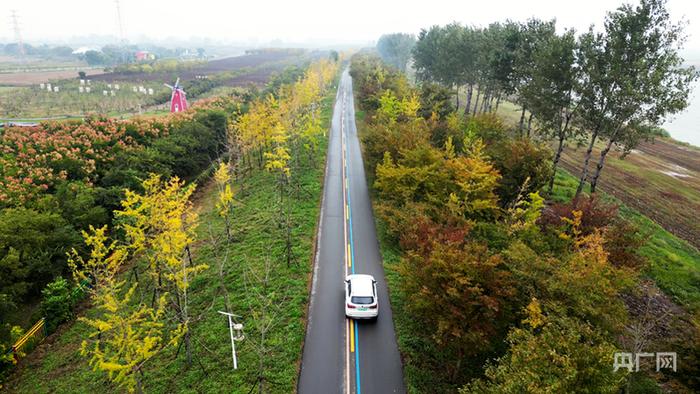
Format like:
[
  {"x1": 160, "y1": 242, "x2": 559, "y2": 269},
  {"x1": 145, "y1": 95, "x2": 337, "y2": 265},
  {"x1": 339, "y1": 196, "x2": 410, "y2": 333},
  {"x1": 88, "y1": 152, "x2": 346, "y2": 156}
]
[
  {"x1": 539, "y1": 194, "x2": 618, "y2": 234},
  {"x1": 539, "y1": 195, "x2": 648, "y2": 269}
]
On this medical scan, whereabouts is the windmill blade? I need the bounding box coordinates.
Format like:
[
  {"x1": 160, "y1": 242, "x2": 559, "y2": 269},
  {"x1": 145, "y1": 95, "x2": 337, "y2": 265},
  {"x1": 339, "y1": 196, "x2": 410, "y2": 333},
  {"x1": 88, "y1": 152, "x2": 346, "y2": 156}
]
[
  {"x1": 164, "y1": 83, "x2": 174, "y2": 89},
  {"x1": 175, "y1": 77, "x2": 180, "y2": 87}
]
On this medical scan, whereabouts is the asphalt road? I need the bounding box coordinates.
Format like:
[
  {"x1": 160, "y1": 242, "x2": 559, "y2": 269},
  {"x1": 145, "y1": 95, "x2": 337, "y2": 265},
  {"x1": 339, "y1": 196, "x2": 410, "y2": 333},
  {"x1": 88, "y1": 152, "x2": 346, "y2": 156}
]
[{"x1": 298, "y1": 69, "x2": 405, "y2": 394}]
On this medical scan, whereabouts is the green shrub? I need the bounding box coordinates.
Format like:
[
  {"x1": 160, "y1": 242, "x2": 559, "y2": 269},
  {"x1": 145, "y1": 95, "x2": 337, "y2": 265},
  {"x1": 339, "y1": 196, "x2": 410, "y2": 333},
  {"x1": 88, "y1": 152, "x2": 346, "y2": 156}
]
[
  {"x1": 40, "y1": 277, "x2": 73, "y2": 334},
  {"x1": 489, "y1": 137, "x2": 553, "y2": 206}
]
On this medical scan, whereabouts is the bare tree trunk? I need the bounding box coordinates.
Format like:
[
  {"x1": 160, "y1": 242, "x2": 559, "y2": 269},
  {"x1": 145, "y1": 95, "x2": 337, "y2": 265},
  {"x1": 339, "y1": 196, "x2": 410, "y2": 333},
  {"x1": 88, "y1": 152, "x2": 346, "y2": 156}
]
[
  {"x1": 185, "y1": 330, "x2": 192, "y2": 367},
  {"x1": 454, "y1": 85, "x2": 460, "y2": 110},
  {"x1": 494, "y1": 95, "x2": 501, "y2": 113},
  {"x1": 590, "y1": 137, "x2": 616, "y2": 194},
  {"x1": 285, "y1": 208, "x2": 295, "y2": 267},
  {"x1": 184, "y1": 247, "x2": 194, "y2": 367},
  {"x1": 472, "y1": 87, "x2": 481, "y2": 116},
  {"x1": 486, "y1": 93, "x2": 494, "y2": 112},
  {"x1": 151, "y1": 269, "x2": 162, "y2": 308},
  {"x1": 224, "y1": 215, "x2": 232, "y2": 241},
  {"x1": 481, "y1": 90, "x2": 490, "y2": 113},
  {"x1": 548, "y1": 134, "x2": 566, "y2": 194},
  {"x1": 518, "y1": 107, "x2": 526, "y2": 134},
  {"x1": 574, "y1": 128, "x2": 600, "y2": 200},
  {"x1": 219, "y1": 251, "x2": 232, "y2": 312},
  {"x1": 464, "y1": 84, "x2": 473, "y2": 116}
]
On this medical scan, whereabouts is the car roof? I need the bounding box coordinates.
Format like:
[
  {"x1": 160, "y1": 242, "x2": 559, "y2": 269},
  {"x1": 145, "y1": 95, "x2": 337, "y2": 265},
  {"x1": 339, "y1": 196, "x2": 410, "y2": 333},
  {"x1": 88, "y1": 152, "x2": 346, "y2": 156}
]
[{"x1": 347, "y1": 274, "x2": 375, "y2": 296}]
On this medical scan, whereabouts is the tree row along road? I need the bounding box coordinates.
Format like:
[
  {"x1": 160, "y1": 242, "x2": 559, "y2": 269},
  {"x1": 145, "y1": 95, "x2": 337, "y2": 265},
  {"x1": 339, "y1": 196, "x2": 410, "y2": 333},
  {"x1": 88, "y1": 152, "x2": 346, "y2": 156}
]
[{"x1": 298, "y1": 69, "x2": 405, "y2": 394}]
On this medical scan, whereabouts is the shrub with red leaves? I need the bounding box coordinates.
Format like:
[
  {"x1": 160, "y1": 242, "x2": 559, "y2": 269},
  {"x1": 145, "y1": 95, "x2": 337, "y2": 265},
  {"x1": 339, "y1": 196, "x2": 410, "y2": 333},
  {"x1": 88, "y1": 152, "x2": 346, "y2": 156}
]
[{"x1": 539, "y1": 194, "x2": 618, "y2": 234}]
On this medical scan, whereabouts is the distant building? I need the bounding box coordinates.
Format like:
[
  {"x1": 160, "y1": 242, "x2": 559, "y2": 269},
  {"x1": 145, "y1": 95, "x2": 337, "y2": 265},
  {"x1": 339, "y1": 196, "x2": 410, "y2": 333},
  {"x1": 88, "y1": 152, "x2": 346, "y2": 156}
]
[
  {"x1": 72, "y1": 46, "x2": 101, "y2": 55},
  {"x1": 135, "y1": 51, "x2": 155, "y2": 61}
]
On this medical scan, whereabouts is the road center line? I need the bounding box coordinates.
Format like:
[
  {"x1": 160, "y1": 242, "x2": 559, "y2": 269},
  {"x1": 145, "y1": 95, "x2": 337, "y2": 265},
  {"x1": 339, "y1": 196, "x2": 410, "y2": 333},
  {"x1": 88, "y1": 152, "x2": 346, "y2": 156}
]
[
  {"x1": 343, "y1": 78, "x2": 361, "y2": 394},
  {"x1": 341, "y1": 75, "x2": 361, "y2": 394},
  {"x1": 341, "y1": 82, "x2": 351, "y2": 394}
]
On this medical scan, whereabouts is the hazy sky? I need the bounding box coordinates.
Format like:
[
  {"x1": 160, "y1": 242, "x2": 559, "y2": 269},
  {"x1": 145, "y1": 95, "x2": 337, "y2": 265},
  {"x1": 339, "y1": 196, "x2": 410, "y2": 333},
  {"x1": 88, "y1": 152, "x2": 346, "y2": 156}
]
[{"x1": 1, "y1": 0, "x2": 700, "y2": 54}]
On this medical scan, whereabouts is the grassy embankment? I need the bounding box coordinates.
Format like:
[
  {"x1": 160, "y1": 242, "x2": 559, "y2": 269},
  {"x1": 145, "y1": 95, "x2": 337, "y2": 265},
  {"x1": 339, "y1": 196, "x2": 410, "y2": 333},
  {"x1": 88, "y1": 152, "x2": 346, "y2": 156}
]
[
  {"x1": 5, "y1": 91, "x2": 336, "y2": 394},
  {"x1": 549, "y1": 168, "x2": 700, "y2": 312},
  {"x1": 491, "y1": 99, "x2": 700, "y2": 312}
]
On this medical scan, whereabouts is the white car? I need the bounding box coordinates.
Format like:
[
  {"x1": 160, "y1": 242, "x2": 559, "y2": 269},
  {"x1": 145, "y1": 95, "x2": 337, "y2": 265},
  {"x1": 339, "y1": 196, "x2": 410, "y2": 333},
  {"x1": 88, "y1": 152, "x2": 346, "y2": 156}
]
[{"x1": 344, "y1": 274, "x2": 378, "y2": 320}]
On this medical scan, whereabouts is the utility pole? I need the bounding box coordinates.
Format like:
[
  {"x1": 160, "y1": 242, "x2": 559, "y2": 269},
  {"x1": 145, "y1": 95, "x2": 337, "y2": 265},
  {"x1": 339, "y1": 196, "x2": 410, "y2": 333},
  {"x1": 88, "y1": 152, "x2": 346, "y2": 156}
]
[{"x1": 10, "y1": 10, "x2": 26, "y2": 61}]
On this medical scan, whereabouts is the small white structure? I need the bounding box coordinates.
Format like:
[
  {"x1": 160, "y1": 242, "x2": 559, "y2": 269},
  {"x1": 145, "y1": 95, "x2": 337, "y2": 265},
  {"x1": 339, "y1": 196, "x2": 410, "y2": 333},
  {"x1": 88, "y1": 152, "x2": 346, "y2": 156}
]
[
  {"x1": 218, "y1": 311, "x2": 244, "y2": 370},
  {"x1": 103, "y1": 90, "x2": 108, "y2": 96},
  {"x1": 107, "y1": 84, "x2": 112, "y2": 89},
  {"x1": 53, "y1": 86, "x2": 59, "y2": 93},
  {"x1": 85, "y1": 87, "x2": 91, "y2": 93},
  {"x1": 80, "y1": 79, "x2": 85, "y2": 85},
  {"x1": 110, "y1": 90, "x2": 115, "y2": 96},
  {"x1": 71, "y1": 46, "x2": 100, "y2": 55},
  {"x1": 40, "y1": 83, "x2": 45, "y2": 89},
  {"x1": 46, "y1": 83, "x2": 52, "y2": 92},
  {"x1": 79, "y1": 86, "x2": 84, "y2": 93},
  {"x1": 114, "y1": 84, "x2": 120, "y2": 90},
  {"x1": 132, "y1": 86, "x2": 138, "y2": 93},
  {"x1": 148, "y1": 88, "x2": 154, "y2": 95}
]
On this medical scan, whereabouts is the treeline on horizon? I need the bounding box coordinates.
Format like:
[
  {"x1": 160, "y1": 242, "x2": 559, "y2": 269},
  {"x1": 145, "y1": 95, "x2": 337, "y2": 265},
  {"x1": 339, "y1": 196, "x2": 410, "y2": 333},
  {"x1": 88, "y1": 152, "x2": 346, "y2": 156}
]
[{"x1": 0, "y1": 43, "x2": 202, "y2": 66}]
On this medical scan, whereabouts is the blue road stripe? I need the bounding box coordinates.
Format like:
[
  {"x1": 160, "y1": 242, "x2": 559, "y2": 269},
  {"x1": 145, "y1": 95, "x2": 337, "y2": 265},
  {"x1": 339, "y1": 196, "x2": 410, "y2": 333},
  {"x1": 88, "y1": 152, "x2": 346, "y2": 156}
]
[
  {"x1": 354, "y1": 320, "x2": 361, "y2": 394},
  {"x1": 345, "y1": 102, "x2": 361, "y2": 394}
]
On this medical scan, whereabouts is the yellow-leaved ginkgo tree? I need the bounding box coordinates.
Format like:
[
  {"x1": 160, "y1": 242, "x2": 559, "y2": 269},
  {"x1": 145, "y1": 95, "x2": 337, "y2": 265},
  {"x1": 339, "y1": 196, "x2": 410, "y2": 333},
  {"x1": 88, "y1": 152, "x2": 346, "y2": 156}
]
[
  {"x1": 115, "y1": 174, "x2": 206, "y2": 367},
  {"x1": 214, "y1": 161, "x2": 235, "y2": 240},
  {"x1": 69, "y1": 226, "x2": 183, "y2": 394}
]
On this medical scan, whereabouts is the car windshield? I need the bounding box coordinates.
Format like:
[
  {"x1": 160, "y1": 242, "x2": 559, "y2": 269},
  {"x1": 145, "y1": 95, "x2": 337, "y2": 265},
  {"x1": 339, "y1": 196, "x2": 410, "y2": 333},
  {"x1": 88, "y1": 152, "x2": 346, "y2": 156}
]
[{"x1": 351, "y1": 296, "x2": 374, "y2": 305}]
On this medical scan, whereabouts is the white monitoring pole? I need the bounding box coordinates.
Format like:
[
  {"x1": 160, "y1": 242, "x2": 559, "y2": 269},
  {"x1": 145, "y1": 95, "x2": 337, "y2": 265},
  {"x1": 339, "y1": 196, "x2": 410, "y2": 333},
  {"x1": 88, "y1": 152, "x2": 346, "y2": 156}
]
[{"x1": 218, "y1": 311, "x2": 244, "y2": 369}]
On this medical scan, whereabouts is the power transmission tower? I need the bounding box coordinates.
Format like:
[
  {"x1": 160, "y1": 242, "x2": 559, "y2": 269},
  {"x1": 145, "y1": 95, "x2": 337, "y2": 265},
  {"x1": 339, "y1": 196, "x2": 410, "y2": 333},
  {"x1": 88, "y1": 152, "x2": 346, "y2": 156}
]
[
  {"x1": 114, "y1": 0, "x2": 128, "y2": 64},
  {"x1": 115, "y1": 0, "x2": 126, "y2": 44},
  {"x1": 10, "y1": 10, "x2": 26, "y2": 60}
]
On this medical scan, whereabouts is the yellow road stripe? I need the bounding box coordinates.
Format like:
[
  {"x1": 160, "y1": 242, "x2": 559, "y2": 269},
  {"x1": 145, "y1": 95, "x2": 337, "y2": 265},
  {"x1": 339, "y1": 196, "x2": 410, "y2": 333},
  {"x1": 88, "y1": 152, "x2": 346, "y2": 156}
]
[
  {"x1": 346, "y1": 319, "x2": 350, "y2": 394},
  {"x1": 347, "y1": 244, "x2": 351, "y2": 267},
  {"x1": 350, "y1": 319, "x2": 355, "y2": 353}
]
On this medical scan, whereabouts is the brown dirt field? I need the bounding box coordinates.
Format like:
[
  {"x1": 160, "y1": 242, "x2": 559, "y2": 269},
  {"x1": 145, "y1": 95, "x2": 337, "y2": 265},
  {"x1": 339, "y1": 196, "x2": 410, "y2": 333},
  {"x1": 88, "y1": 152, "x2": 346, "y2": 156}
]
[
  {"x1": 91, "y1": 52, "x2": 296, "y2": 84},
  {"x1": 222, "y1": 66, "x2": 282, "y2": 86},
  {"x1": 0, "y1": 69, "x2": 104, "y2": 86},
  {"x1": 636, "y1": 138, "x2": 700, "y2": 173},
  {"x1": 560, "y1": 137, "x2": 700, "y2": 248}
]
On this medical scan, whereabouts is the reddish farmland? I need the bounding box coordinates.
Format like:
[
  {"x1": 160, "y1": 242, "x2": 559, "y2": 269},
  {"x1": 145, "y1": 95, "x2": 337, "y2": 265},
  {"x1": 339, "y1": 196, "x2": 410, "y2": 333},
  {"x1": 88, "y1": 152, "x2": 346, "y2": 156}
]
[
  {"x1": 0, "y1": 69, "x2": 104, "y2": 86},
  {"x1": 91, "y1": 52, "x2": 300, "y2": 85},
  {"x1": 560, "y1": 138, "x2": 700, "y2": 249}
]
